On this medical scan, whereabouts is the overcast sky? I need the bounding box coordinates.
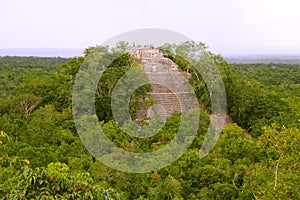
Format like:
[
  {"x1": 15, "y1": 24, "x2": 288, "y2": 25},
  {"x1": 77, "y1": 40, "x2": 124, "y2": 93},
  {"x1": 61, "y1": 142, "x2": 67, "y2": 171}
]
[{"x1": 1, "y1": 0, "x2": 300, "y2": 55}]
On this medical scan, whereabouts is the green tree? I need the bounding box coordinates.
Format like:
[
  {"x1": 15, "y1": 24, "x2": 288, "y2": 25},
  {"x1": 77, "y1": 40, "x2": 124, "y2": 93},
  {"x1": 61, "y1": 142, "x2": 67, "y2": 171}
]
[{"x1": 1, "y1": 162, "x2": 123, "y2": 199}]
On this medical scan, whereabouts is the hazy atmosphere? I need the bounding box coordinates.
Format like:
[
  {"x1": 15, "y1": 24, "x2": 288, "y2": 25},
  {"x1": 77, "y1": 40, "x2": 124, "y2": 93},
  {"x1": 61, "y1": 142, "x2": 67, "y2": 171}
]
[
  {"x1": 1, "y1": 0, "x2": 299, "y2": 199},
  {"x1": 1, "y1": 0, "x2": 300, "y2": 56}
]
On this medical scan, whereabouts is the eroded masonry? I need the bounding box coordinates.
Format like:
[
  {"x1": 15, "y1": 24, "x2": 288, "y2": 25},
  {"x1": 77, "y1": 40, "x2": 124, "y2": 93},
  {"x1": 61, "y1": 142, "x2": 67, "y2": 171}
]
[{"x1": 127, "y1": 45, "x2": 198, "y2": 120}]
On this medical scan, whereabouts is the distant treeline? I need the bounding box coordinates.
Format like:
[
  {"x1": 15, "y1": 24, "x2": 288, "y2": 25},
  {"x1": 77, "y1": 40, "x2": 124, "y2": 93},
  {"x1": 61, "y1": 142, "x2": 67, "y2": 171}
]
[
  {"x1": 0, "y1": 56, "x2": 69, "y2": 68},
  {"x1": 225, "y1": 55, "x2": 300, "y2": 64},
  {"x1": 231, "y1": 63, "x2": 300, "y2": 86}
]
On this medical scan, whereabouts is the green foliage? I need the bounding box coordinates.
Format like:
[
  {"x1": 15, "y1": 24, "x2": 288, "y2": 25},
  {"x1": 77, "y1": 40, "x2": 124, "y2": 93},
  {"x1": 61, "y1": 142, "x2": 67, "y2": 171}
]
[
  {"x1": 160, "y1": 44, "x2": 299, "y2": 137},
  {"x1": 0, "y1": 43, "x2": 299, "y2": 199},
  {"x1": 232, "y1": 63, "x2": 300, "y2": 86},
  {"x1": 0, "y1": 56, "x2": 68, "y2": 68},
  {"x1": 227, "y1": 64, "x2": 299, "y2": 136},
  {"x1": 1, "y1": 162, "x2": 122, "y2": 199},
  {"x1": 243, "y1": 125, "x2": 300, "y2": 199}
]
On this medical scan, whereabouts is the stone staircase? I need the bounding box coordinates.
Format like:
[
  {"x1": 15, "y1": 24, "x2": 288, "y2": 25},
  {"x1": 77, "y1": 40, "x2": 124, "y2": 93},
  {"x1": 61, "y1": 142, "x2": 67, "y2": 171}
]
[{"x1": 127, "y1": 45, "x2": 198, "y2": 120}]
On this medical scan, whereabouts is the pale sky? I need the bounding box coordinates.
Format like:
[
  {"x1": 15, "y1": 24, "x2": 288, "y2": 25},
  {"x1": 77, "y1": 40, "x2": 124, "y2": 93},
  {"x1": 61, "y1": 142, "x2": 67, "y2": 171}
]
[{"x1": 1, "y1": 0, "x2": 300, "y2": 55}]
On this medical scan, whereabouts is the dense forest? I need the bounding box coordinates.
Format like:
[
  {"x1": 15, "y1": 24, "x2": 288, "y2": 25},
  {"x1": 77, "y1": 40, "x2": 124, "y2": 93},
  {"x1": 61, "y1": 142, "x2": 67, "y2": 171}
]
[
  {"x1": 225, "y1": 55, "x2": 300, "y2": 64},
  {"x1": 0, "y1": 42, "x2": 299, "y2": 199}
]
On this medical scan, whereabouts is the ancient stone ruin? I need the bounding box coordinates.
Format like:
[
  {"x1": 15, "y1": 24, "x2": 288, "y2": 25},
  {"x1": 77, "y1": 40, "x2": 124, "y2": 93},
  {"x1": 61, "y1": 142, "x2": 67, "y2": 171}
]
[{"x1": 127, "y1": 45, "x2": 198, "y2": 120}]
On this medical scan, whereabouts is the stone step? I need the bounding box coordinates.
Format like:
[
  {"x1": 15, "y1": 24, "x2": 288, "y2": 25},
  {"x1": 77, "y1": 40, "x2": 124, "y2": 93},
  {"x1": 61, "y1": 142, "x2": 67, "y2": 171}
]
[{"x1": 127, "y1": 46, "x2": 196, "y2": 119}]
